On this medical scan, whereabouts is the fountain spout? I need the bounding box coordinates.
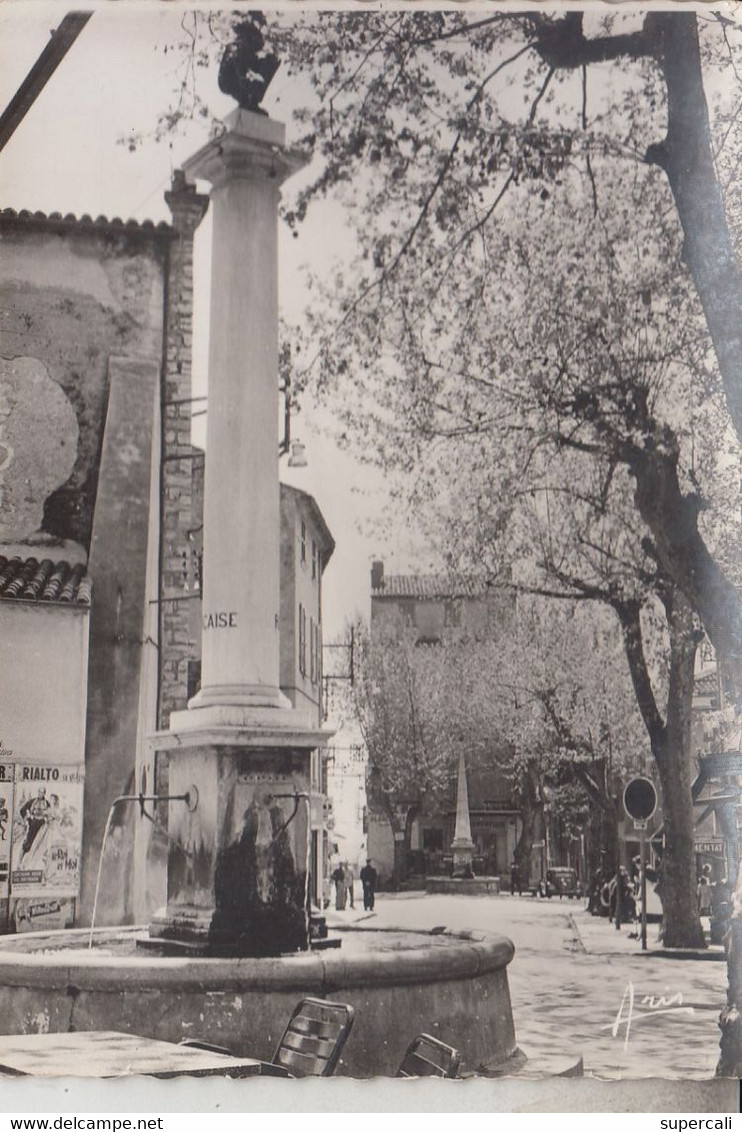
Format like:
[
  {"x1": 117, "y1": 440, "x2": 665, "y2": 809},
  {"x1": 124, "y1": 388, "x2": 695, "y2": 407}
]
[{"x1": 88, "y1": 790, "x2": 198, "y2": 947}]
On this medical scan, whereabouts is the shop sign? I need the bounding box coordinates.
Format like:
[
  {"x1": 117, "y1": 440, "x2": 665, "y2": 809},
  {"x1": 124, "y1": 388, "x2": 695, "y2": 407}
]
[
  {"x1": 694, "y1": 838, "x2": 726, "y2": 855},
  {"x1": 11, "y1": 896, "x2": 75, "y2": 933}
]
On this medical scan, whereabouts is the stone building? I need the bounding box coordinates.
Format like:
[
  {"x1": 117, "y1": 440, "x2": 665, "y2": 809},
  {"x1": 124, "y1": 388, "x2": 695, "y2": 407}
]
[{"x1": 367, "y1": 560, "x2": 520, "y2": 885}]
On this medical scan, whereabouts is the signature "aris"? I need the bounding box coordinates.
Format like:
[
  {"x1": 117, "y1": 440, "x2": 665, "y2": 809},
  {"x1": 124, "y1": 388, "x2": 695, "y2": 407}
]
[{"x1": 602, "y1": 981, "x2": 695, "y2": 1049}]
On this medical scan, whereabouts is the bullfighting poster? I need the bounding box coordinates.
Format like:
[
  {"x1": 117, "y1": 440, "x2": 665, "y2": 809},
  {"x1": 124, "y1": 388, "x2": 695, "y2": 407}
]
[{"x1": 10, "y1": 763, "x2": 84, "y2": 897}]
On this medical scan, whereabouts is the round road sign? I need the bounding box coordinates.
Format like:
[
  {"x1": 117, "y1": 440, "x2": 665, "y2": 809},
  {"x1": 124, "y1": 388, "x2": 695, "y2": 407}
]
[{"x1": 623, "y1": 777, "x2": 657, "y2": 822}]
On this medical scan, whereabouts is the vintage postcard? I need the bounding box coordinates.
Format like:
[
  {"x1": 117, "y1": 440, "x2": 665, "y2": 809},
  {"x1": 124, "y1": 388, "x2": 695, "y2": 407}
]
[{"x1": 0, "y1": 1, "x2": 739, "y2": 1113}]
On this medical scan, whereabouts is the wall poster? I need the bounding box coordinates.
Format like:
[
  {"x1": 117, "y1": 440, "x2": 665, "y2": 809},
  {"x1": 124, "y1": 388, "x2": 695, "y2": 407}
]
[
  {"x1": 0, "y1": 760, "x2": 14, "y2": 899},
  {"x1": 10, "y1": 763, "x2": 84, "y2": 897}
]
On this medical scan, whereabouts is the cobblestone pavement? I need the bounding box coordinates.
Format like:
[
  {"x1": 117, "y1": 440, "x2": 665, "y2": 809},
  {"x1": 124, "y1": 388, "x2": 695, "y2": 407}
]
[{"x1": 333, "y1": 891, "x2": 728, "y2": 1080}]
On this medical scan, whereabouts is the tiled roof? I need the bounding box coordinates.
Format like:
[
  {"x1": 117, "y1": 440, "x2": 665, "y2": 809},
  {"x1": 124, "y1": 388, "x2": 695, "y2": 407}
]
[
  {"x1": 372, "y1": 574, "x2": 494, "y2": 599},
  {"x1": 0, "y1": 556, "x2": 91, "y2": 606},
  {"x1": 694, "y1": 671, "x2": 719, "y2": 698},
  {"x1": 0, "y1": 207, "x2": 171, "y2": 238}
]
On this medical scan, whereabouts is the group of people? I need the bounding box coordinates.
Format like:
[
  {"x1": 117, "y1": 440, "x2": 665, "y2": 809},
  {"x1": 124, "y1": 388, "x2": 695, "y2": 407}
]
[
  {"x1": 331, "y1": 858, "x2": 378, "y2": 911},
  {"x1": 587, "y1": 863, "x2": 644, "y2": 924},
  {"x1": 586, "y1": 857, "x2": 732, "y2": 945},
  {"x1": 697, "y1": 863, "x2": 731, "y2": 944}
]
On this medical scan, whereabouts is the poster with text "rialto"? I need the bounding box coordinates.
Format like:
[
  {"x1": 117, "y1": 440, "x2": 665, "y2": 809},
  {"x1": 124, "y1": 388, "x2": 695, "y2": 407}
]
[{"x1": 10, "y1": 764, "x2": 84, "y2": 897}]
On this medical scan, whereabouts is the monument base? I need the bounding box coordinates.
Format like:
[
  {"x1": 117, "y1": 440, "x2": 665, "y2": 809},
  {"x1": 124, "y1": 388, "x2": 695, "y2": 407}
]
[
  {"x1": 451, "y1": 839, "x2": 475, "y2": 878},
  {"x1": 427, "y1": 876, "x2": 501, "y2": 896},
  {"x1": 165, "y1": 703, "x2": 329, "y2": 748},
  {"x1": 150, "y1": 732, "x2": 320, "y2": 957}
]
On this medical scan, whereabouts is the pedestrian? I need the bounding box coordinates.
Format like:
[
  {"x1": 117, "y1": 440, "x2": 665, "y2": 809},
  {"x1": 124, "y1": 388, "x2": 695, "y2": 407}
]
[
  {"x1": 710, "y1": 876, "x2": 731, "y2": 945},
  {"x1": 587, "y1": 867, "x2": 603, "y2": 915},
  {"x1": 345, "y1": 862, "x2": 355, "y2": 908},
  {"x1": 697, "y1": 872, "x2": 712, "y2": 917},
  {"x1": 360, "y1": 858, "x2": 378, "y2": 911},
  {"x1": 631, "y1": 855, "x2": 642, "y2": 894},
  {"x1": 510, "y1": 859, "x2": 521, "y2": 896},
  {"x1": 331, "y1": 862, "x2": 347, "y2": 911}
]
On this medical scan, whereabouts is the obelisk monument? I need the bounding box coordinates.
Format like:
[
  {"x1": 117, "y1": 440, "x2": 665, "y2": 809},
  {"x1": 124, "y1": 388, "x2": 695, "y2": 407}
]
[{"x1": 451, "y1": 750, "x2": 475, "y2": 877}]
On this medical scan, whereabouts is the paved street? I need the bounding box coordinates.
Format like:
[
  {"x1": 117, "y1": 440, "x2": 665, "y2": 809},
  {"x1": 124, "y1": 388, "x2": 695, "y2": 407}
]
[{"x1": 331, "y1": 890, "x2": 728, "y2": 1080}]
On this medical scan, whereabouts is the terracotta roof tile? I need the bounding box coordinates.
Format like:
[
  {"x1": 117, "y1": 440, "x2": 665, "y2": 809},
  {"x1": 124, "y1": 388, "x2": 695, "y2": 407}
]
[
  {"x1": 372, "y1": 574, "x2": 493, "y2": 599},
  {"x1": 694, "y1": 670, "x2": 719, "y2": 703},
  {"x1": 0, "y1": 207, "x2": 171, "y2": 238},
  {"x1": 0, "y1": 556, "x2": 90, "y2": 607}
]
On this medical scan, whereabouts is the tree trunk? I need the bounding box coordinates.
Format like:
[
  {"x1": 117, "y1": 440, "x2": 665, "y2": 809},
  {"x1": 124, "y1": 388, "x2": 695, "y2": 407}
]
[
  {"x1": 375, "y1": 796, "x2": 406, "y2": 890},
  {"x1": 627, "y1": 436, "x2": 742, "y2": 701},
  {"x1": 622, "y1": 17, "x2": 742, "y2": 1042},
  {"x1": 391, "y1": 833, "x2": 406, "y2": 890},
  {"x1": 646, "y1": 13, "x2": 742, "y2": 453},
  {"x1": 618, "y1": 590, "x2": 705, "y2": 947},
  {"x1": 514, "y1": 763, "x2": 541, "y2": 886},
  {"x1": 654, "y1": 592, "x2": 705, "y2": 948},
  {"x1": 654, "y1": 749, "x2": 706, "y2": 949}
]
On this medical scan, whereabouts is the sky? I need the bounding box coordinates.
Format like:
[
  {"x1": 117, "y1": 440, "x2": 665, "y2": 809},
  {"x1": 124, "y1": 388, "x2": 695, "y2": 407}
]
[{"x1": 0, "y1": 3, "x2": 436, "y2": 643}]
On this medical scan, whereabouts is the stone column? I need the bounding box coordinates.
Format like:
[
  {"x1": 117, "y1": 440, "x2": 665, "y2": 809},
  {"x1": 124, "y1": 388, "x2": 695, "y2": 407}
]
[
  {"x1": 451, "y1": 749, "x2": 475, "y2": 876},
  {"x1": 177, "y1": 109, "x2": 307, "y2": 720},
  {"x1": 151, "y1": 110, "x2": 329, "y2": 955}
]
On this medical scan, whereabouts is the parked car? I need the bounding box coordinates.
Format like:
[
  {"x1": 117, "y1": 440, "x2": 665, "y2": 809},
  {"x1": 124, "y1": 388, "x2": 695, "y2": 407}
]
[{"x1": 533, "y1": 867, "x2": 580, "y2": 899}]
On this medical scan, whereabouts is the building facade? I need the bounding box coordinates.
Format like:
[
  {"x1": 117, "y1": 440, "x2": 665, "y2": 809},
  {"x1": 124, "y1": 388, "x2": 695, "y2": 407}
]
[
  {"x1": 279, "y1": 483, "x2": 335, "y2": 904},
  {"x1": 367, "y1": 560, "x2": 520, "y2": 886}
]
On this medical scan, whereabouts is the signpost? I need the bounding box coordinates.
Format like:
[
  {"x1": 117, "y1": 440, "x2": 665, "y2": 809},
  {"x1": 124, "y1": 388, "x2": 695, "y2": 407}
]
[{"x1": 623, "y1": 777, "x2": 658, "y2": 951}]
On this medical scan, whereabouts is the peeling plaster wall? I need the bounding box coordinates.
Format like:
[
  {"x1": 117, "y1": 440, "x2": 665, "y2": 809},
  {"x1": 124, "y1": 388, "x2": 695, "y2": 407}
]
[
  {"x1": 0, "y1": 224, "x2": 166, "y2": 550},
  {"x1": 0, "y1": 216, "x2": 169, "y2": 926}
]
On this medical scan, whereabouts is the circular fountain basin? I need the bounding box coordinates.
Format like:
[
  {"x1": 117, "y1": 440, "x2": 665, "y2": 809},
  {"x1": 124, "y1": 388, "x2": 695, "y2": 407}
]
[{"x1": 0, "y1": 924, "x2": 517, "y2": 1077}]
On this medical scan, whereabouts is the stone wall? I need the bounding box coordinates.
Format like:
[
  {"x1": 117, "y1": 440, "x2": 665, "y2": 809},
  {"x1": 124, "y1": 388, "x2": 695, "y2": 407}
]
[{"x1": 158, "y1": 178, "x2": 209, "y2": 730}]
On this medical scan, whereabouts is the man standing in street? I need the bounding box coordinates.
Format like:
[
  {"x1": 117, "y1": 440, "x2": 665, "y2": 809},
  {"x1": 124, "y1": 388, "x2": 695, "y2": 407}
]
[
  {"x1": 331, "y1": 862, "x2": 347, "y2": 910},
  {"x1": 360, "y1": 858, "x2": 378, "y2": 911}
]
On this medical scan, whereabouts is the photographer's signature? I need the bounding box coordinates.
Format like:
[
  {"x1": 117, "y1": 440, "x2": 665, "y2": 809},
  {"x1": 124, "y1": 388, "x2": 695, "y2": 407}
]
[{"x1": 603, "y1": 981, "x2": 695, "y2": 1049}]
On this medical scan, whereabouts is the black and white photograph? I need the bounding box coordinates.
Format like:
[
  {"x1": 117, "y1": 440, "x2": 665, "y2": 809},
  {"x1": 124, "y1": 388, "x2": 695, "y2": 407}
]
[{"x1": 0, "y1": 1, "x2": 739, "y2": 1113}]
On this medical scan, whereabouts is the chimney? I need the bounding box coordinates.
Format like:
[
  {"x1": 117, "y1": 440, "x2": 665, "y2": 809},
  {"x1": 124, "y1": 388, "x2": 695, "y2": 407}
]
[{"x1": 371, "y1": 559, "x2": 384, "y2": 591}]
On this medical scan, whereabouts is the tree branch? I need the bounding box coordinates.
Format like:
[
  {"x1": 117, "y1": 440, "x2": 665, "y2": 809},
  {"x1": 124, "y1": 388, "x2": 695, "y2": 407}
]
[
  {"x1": 527, "y1": 12, "x2": 655, "y2": 69},
  {"x1": 613, "y1": 598, "x2": 666, "y2": 747}
]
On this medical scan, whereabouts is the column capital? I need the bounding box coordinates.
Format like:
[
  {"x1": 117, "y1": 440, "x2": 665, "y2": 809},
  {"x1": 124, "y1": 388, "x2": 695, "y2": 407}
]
[{"x1": 183, "y1": 110, "x2": 308, "y2": 190}]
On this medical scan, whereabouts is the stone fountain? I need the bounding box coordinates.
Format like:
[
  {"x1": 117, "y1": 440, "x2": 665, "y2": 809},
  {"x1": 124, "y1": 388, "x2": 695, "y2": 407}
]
[
  {"x1": 0, "y1": 56, "x2": 519, "y2": 1077},
  {"x1": 146, "y1": 95, "x2": 323, "y2": 960}
]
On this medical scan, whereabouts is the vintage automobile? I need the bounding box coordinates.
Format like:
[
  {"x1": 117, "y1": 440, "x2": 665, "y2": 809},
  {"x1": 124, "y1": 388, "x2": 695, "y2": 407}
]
[{"x1": 534, "y1": 866, "x2": 580, "y2": 899}]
